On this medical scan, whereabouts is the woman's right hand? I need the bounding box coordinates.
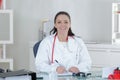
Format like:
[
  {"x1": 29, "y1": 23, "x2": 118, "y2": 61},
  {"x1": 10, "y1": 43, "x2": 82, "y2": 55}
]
[{"x1": 56, "y1": 66, "x2": 66, "y2": 74}]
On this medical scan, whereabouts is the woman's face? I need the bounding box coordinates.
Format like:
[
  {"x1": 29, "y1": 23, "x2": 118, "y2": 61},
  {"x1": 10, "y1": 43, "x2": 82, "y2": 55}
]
[{"x1": 55, "y1": 14, "x2": 71, "y2": 35}]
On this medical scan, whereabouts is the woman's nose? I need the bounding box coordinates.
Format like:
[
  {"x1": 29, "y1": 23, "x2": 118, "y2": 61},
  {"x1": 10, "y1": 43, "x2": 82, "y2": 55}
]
[{"x1": 61, "y1": 22, "x2": 66, "y2": 26}]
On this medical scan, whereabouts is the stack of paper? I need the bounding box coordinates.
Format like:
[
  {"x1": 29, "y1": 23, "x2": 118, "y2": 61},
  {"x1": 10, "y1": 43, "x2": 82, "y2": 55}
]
[
  {"x1": 0, "y1": 78, "x2": 4, "y2": 80},
  {"x1": 0, "y1": 69, "x2": 36, "y2": 80},
  {"x1": 0, "y1": 75, "x2": 31, "y2": 80}
]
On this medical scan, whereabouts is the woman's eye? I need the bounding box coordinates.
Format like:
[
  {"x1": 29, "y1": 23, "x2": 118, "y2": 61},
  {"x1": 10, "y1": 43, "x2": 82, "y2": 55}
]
[
  {"x1": 57, "y1": 22, "x2": 61, "y2": 24},
  {"x1": 65, "y1": 22, "x2": 68, "y2": 23}
]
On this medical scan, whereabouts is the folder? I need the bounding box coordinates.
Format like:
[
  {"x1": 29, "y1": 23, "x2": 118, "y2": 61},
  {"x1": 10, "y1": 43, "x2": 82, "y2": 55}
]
[{"x1": 0, "y1": 69, "x2": 36, "y2": 80}]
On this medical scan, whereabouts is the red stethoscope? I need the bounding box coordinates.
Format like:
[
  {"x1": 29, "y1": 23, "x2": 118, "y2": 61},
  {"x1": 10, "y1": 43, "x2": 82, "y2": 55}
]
[
  {"x1": 51, "y1": 33, "x2": 73, "y2": 63},
  {"x1": 0, "y1": 0, "x2": 2, "y2": 8}
]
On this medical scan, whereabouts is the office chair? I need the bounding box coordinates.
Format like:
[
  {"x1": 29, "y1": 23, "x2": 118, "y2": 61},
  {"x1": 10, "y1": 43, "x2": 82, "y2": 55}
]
[{"x1": 33, "y1": 41, "x2": 41, "y2": 57}]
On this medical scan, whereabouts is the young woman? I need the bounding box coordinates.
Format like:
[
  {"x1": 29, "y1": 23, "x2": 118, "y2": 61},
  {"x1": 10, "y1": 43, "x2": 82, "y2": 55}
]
[{"x1": 35, "y1": 11, "x2": 92, "y2": 74}]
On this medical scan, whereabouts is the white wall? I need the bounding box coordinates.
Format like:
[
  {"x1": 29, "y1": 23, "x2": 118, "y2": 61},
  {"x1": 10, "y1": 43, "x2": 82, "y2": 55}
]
[{"x1": 3, "y1": 0, "x2": 115, "y2": 70}]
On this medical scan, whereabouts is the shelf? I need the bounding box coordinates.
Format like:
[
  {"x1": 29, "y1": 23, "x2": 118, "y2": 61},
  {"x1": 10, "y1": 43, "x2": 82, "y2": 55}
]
[
  {"x1": 0, "y1": 0, "x2": 14, "y2": 71},
  {"x1": 112, "y1": 3, "x2": 120, "y2": 44},
  {"x1": 0, "y1": 58, "x2": 13, "y2": 70}
]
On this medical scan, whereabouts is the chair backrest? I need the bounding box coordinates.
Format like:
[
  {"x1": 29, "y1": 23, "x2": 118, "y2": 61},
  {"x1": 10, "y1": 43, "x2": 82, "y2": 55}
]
[{"x1": 33, "y1": 41, "x2": 41, "y2": 57}]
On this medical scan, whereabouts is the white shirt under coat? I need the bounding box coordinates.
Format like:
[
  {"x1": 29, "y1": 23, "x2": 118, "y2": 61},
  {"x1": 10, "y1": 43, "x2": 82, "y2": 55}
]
[{"x1": 35, "y1": 34, "x2": 92, "y2": 73}]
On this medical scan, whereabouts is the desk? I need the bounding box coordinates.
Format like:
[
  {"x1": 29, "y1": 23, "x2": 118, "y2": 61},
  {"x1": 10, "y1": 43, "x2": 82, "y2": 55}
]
[{"x1": 36, "y1": 71, "x2": 107, "y2": 80}]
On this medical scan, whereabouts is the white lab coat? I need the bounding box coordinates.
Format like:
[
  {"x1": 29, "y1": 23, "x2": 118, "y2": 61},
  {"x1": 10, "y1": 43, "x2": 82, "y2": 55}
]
[{"x1": 35, "y1": 34, "x2": 92, "y2": 73}]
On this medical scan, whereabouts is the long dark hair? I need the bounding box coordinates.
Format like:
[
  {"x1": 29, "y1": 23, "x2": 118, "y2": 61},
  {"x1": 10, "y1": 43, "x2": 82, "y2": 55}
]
[{"x1": 50, "y1": 11, "x2": 74, "y2": 36}]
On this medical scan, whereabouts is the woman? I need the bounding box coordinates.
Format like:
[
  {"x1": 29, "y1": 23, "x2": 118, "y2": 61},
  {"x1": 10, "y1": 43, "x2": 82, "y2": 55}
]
[{"x1": 35, "y1": 11, "x2": 92, "y2": 74}]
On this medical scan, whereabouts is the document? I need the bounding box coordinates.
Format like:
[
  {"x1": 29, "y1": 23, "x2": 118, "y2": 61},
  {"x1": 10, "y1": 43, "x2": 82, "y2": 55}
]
[
  {"x1": 37, "y1": 71, "x2": 72, "y2": 78},
  {"x1": 0, "y1": 69, "x2": 36, "y2": 80},
  {"x1": 0, "y1": 78, "x2": 4, "y2": 80},
  {"x1": 57, "y1": 72, "x2": 72, "y2": 76},
  {"x1": 5, "y1": 75, "x2": 31, "y2": 80},
  {"x1": 0, "y1": 75, "x2": 31, "y2": 80}
]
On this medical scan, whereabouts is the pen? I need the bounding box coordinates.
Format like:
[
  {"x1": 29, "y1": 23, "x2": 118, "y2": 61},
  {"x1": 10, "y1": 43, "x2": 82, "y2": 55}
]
[
  {"x1": 55, "y1": 60, "x2": 62, "y2": 66},
  {"x1": 55, "y1": 60, "x2": 68, "y2": 73}
]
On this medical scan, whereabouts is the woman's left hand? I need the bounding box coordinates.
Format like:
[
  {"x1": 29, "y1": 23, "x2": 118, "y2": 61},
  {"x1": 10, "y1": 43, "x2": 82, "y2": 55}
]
[{"x1": 69, "y1": 67, "x2": 80, "y2": 73}]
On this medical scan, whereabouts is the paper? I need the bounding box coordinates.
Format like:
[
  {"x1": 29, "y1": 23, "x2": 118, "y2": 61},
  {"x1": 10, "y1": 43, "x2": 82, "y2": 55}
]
[
  {"x1": 0, "y1": 78, "x2": 4, "y2": 80},
  {"x1": 0, "y1": 75, "x2": 31, "y2": 80},
  {"x1": 102, "y1": 67, "x2": 116, "y2": 78},
  {"x1": 5, "y1": 75, "x2": 31, "y2": 80},
  {"x1": 37, "y1": 72, "x2": 72, "y2": 78},
  {"x1": 57, "y1": 72, "x2": 72, "y2": 76}
]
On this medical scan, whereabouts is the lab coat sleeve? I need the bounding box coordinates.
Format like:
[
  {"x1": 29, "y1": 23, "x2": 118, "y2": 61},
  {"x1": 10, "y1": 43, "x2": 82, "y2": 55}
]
[
  {"x1": 76, "y1": 39, "x2": 92, "y2": 72},
  {"x1": 35, "y1": 38, "x2": 59, "y2": 73}
]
